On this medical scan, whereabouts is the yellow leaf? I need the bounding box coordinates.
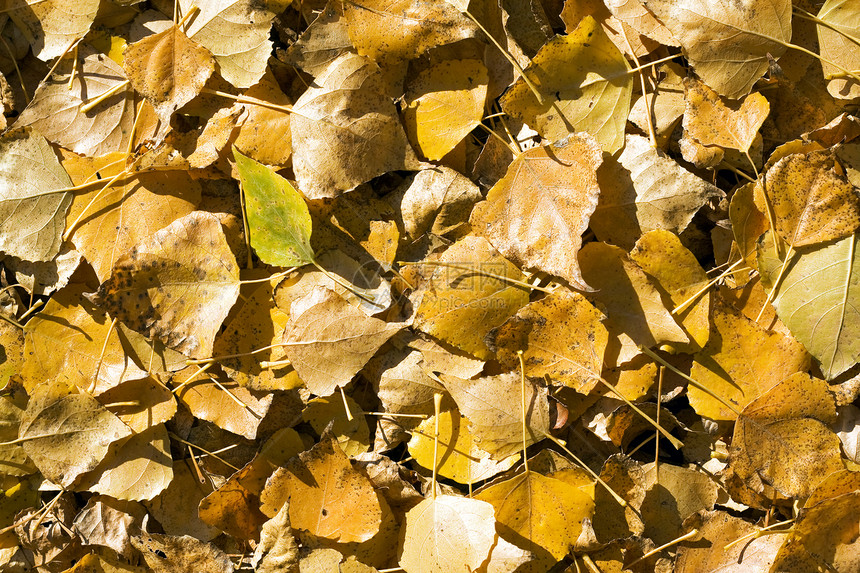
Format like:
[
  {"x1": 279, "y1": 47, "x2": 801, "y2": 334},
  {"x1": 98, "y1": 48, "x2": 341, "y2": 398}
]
[
  {"x1": 403, "y1": 59, "x2": 488, "y2": 161},
  {"x1": 7, "y1": 0, "x2": 99, "y2": 60},
  {"x1": 131, "y1": 532, "x2": 233, "y2": 573},
  {"x1": 145, "y1": 462, "x2": 220, "y2": 541},
  {"x1": 231, "y1": 69, "x2": 292, "y2": 167},
  {"x1": 683, "y1": 77, "x2": 770, "y2": 153},
  {"x1": 501, "y1": 17, "x2": 632, "y2": 152},
  {"x1": 303, "y1": 395, "x2": 370, "y2": 457},
  {"x1": 97, "y1": 377, "x2": 177, "y2": 434},
  {"x1": 123, "y1": 25, "x2": 216, "y2": 124},
  {"x1": 817, "y1": 0, "x2": 860, "y2": 99},
  {"x1": 175, "y1": 374, "x2": 272, "y2": 440},
  {"x1": 470, "y1": 134, "x2": 603, "y2": 291}
]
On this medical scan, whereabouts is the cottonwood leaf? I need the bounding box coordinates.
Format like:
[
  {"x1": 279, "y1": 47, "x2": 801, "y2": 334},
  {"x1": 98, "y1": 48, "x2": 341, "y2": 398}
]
[
  {"x1": 72, "y1": 496, "x2": 148, "y2": 561},
  {"x1": 412, "y1": 236, "x2": 530, "y2": 360},
  {"x1": 97, "y1": 377, "x2": 177, "y2": 434},
  {"x1": 398, "y1": 167, "x2": 483, "y2": 240},
  {"x1": 303, "y1": 394, "x2": 370, "y2": 457},
  {"x1": 14, "y1": 45, "x2": 135, "y2": 157},
  {"x1": 683, "y1": 77, "x2": 770, "y2": 153},
  {"x1": 342, "y1": 0, "x2": 478, "y2": 65},
  {"x1": 19, "y1": 380, "x2": 132, "y2": 488},
  {"x1": 62, "y1": 151, "x2": 201, "y2": 283},
  {"x1": 689, "y1": 297, "x2": 809, "y2": 420},
  {"x1": 282, "y1": 286, "x2": 402, "y2": 396},
  {"x1": 605, "y1": 0, "x2": 679, "y2": 46},
  {"x1": 0, "y1": 385, "x2": 37, "y2": 476},
  {"x1": 5, "y1": 0, "x2": 99, "y2": 60},
  {"x1": 407, "y1": 398, "x2": 519, "y2": 485},
  {"x1": 729, "y1": 372, "x2": 843, "y2": 498},
  {"x1": 403, "y1": 59, "x2": 488, "y2": 161},
  {"x1": 145, "y1": 462, "x2": 220, "y2": 541},
  {"x1": 475, "y1": 467, "x2": 595, "y2": 561},
  {"x1": 627, "y1": 62, "x2": 686, "y2": 147},
  {"x1": 179, "y1": 0, "x2": 293, "y2": 88},
  {"x1": 199, "y1": 471, "x2": 270, "y2": 541},
  {"x1": 282, "y1": 0, "x2": 352, "y2": 78},
  {"x1": 90, "y1": 211, "x2": 241, "y2": 359},
  {"x1": 640, "y1": 462, "x2": 719, "y2": 545},
  {"x1": 131, "y1": 533, "x2": 233, "y2": 573},
  {"x1": 470, "y1": 134, "x2": 603, "y2": 291},
  {"x1": 758, "y1": 232, "x2": 860, "y2": 379},
  {"x1": 501, "y1": 17, "x2": 633, "y2": 153},
  {"x1": 398, "y1": 494, "x2": 496, "y2": 573},
  {"x1": 441, "y1": 371, "x2": 550, "y2": 460},
  {"x1": 122, "y1": 24, "x2": 216, "y2": 124},
  {"x1": 765, "y1": 149, "x2": 860, "y2": 247},
  {"x1": 233, "y1": 147, "x2": 314, "y2": 266},
  {"x1": 0, "y1": 130, "x2": 73, "y2": 261},
  {"x1": 290, "y1": 52, "x2": 417, "y2": 199},
  {"x1": 641, "y1": 0, "x2": 792, "y2": 99},
  {"x1": 231, "y1": 69, "x2": 292, "y2": 167},
  {"x1": 22, "y1": 285, "x2": 148, "y2": 395},
  {"x1": 579, "y1": 242, "x2": 689, "y2": 363},
  {"x1": 260, "y1": 433, "x2": 390, "y2": 543},
  {"x1": 175, "y1": 376, "x2": 272, "y2": 440},
  {"x1": 591, "y1": 134, "x2": 724, "y2": 250},
  {"x1": 75, "y1": 424, "x2": 173, "y2": 502},
  {"x1": 817, "y1": 0, "x2": 860, "y2": 99},
  {"x1": 489, "y1": 290, "x2": 609, "y2": 393},
  {"x1": 252, "y1": 502, "x2": 299, "y2": 573},
  {"x1": 729, "y1": 180, "x2": 769, "y2": 269}
]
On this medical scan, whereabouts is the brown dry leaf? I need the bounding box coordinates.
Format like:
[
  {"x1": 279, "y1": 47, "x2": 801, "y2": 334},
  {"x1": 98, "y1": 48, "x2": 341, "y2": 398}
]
[
  {"x1": 675, "y1": 510, "x2": 787, "y2": 572},
  {"x1": 176, "y1": 375, "x2": 272, "y2": 440},
  {"x1": 489, "y1": 290, "x2": 609, "y2": 393},
  {"x1": 817, "y1": 0, "x2": 860, "y2": 99},
  {"x1": 642, "y1": 0, "x2": 792, "y2": 99},
  {"x1": 470, "y1": 134, "x2": 603, "y2": 291},
  {"x1": 123, "y1": 24, "x2": 216, "y2": 124},
  {"x1": 729, "y1": 372, "x2": 843, "y2": 498},
  {"x1": 591, "y1": 134, "x2": 724, "y2": 250},
  {"x1": 144, "y1": 461, "x2": 221, "y2": 541},
  {"x1": 592, "y1": 454, "x2": 646, "y2": 543},
  {"x1": 282, "y1": 285, "x2": 402, "y2": 396},
  {"x1": 13, "y1": 45, "x2": 135, "y2": 157},
  {"x1": 403, "y1": 59, "x2": 488, "y2": 161},
  {"x1": 72, "y1": 496, "x2": 148, "y2": 561},
  {"x1": 441, "y1": 371, "x2": 550, "y2": 460},
  {"x1": 640, "y1": 462, "x2": 719, "y2": 545},
  {"x1": 62, "y1": 151, "x2": 202, "y2": 283},
  {"x1": 407, "y1": 398, "x2": 519, "y2": 485},
  {"x1": 90, "y1": 211, "x2": 241, "y2": 359},
  {"x1": 290, "y1": 52, "x2": 417, "y2": 199},
  {"x1": 342, "y1": 0, "x2": 478, "y2": 65},
  {"x1": 252, "y1": 502, "x2": 299, "y2": 573},
  {"x1": 500, "y1": 17, "x2": 633, "y2": 153},
  {"x1": 0, "y1": 129, "x2": 73, "y2": 262},
  {"x1": 689, "y1": 297, "x2": 810, "y2": 421},
  {"x1": 5, "y1": 0, "x2": 99, "y2": 60},
  {"x1": 578, "y1": 242, "x2": 689, "y2": 363},
  {"x1": 398, "y1": 494, "x2": 496, "y2": 573},
  {"x1": 630, "y1": 229, "x2": 711, "y2": 350},
  {"x1": 21, "y1": 285, "x2": 148, "y2": 395},
  {"x1": 397, "y1": 167, "x2": 483, "y2": 240},
  {"x1": 63, "y1": 552, "x2": 148, "y2": 573},
  {"x1": 412, "y1": 235, "x2": 529, "y2": 360},
  {"x1": 475, "y1": 465, "x2": 595, "y2": 561},
  {"x1": 771, "y1": 470, "x2": 860, "y2": 572},
  {"x1": 260, "y1": 433, "x2": 390, "y2": 543},
  {"x1": 131, "y1": 533, "x2": 233, "y2": 573},
  {"x1": 683, "y1": 77, "x2": 770, "y2": 153},
  {"x1": 765, "y1": 149, "x2": 860, "y2": 247},
  {"x1": 74, "y1": 424, "x2": 173, "y2": 502},
  {"x1": 19, "y1": 379, "x2": 132, "y2": 488},
  {"x1": 282, "y1": 0, "x2": 352, "y2": 78}
]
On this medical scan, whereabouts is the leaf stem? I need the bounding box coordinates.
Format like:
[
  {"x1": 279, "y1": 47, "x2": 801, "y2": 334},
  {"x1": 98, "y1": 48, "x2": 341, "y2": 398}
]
[
  {"x1": 540, "y1": 432, "x2": 627, "y2": 507},
  {"x1": 431, "y1": 392, "x2": 442, "y2": 500},
  {"x1": 723, "y1": 517, "x2": 795, "y2": 550},
  {"x1": 399, "y1": 260, "x2": 555, "y2": 294},
  {"x1": 63, "y1": 168, "x2": 133, "y2": 242},
  {"x1": 168, "y1": 432, "x2": 240, "y2": 472},
  {"x1": 626, "y1": 528, "x2": 699, "y2": 567},
  {"x1": 671, "y1": 258, "x2": 747, "y2": 315},
  {"x1": 79, "y1": 80, "x2": 130, "y2": 113},
  {"x1": 517, "y1": 350, "x2": 529, "y2": 475}
]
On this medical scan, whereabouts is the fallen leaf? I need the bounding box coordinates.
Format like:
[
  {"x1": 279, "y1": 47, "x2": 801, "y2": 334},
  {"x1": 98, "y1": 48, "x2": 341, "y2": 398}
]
[
  {"x1": 403, "y1": 59, "x2": 488, "y2": 160},
  {"x1": 176, "y1": 375, "x2": 272, "y2": 440},
  {"x1": 302, "y1": 394, "x2": 370, "y2": 457},
  {"x1": 441, "y1": 371, "x2": 550, "y2": 460},
  {"x1": 90, "y1": 211, "x2": 241, "y2": 359},
  {"x1": 501, "y1": 17, "x2": 633, "y2": 152},
  {"x1": 816, "y1": 0, "x2": 860, "y2": 99},
  {"x1": 144, "y1": 461, "x2": 221, "y2": 541},
  {"x1": 758, "y1": 232, "x2": 860, "y2": 379},
  {"x1": 397, "y1": 166, "x2": 483, "y2": 240},
  {"x1": 683, "y1": 77, "x2": 770, "y2": 153},
  {"x1": 6, "y1": 0, "x2": 100, "y2": 60},
  {"x1": 72, "y1": 496, "x2": 148, "y2": 561},
  {"x1": 0, "y1": 129, "x2": 73, "y2": 261},
  {"x1": 19, "y1": 380, "x2": 132, "y2": 488},
  {"x1": 13, "y1": 45, "x2": 135, "y2": 157},
  {"x1": 729, "y1": 372, "x2": 843, "y2": 498},
  {"x1": 131, "y1": 533, "x2": 233, "y2": 573},
  {"x1": 642, "y1": 0, "x2": 792, "y2": 98},
  {"x1": 689, "y1": 297, "x2": 809, "y2": 420},
  {"x1": 290, "y1": 53, "x2": 417, "y2": 199},
  {"x1": 252, "y1": 502, "x2": 299, "y2": 573},
  {"x1": 282, "y1": 286, "x2": 402, "y2": 396},
  {"x1": 605, "y1": 0, "x2": 679, "y2": 46},
  {"x1": 282, "y1": 0, "x2": 352, "y2": 78},
  {"x1": 489, "y1": 290, "x2": 609, "y2": 393},
  {"x1": 123, "y1": 24, "x2": 215, "y2": 124},
  {"x1": 260, "y1": 434, "x2": 390, "y2": 543},
  {"x1": 413, "y1": 235, "x2": 530, "y2": 360},
  {"x1": 627, "y1": 62, "x2": 686, "y2": 147},
  {"x1": 640, "y1": 462, "x2": 718, "y2": 545},
  {"x1": 0, "y1": 384, "x2": 36, "y2": 476},
  {"x1": 230, "y1": 69, "x2": 292, "y2": 167},
  {"x1": 470, "y1": 134, "x2": 603, "y2": 291},
  {"x1": 398, "y1": 494, "x2": 496, "y2": 573},
  {"x1": 590, "y1": 134, "x2": 723, "y2": 250}
]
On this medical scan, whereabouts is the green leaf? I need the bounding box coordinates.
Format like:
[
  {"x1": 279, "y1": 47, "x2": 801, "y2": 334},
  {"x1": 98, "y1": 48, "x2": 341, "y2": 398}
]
[
  {"x1": 759, "y1": 232, "x2": 860, "y2": 379},
  {"x1": 233, "y1": 146, "x2": 315, "y2": 267}
]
